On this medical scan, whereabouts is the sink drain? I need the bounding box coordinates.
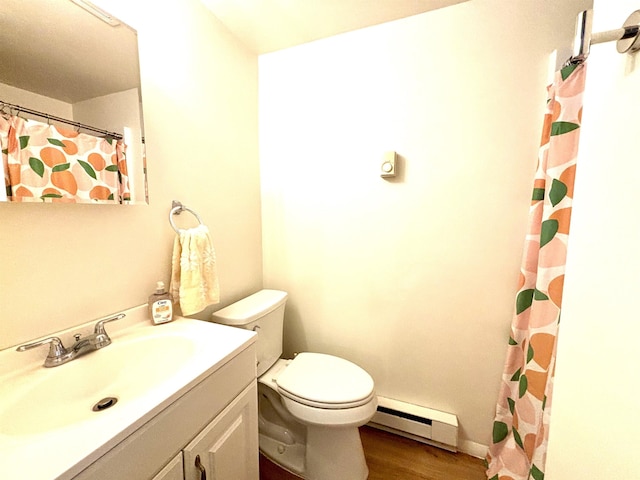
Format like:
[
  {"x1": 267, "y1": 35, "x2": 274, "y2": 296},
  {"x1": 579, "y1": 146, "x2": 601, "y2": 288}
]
[{"x1": 92, "y1": 396, "x2": 118, "y2": 412}]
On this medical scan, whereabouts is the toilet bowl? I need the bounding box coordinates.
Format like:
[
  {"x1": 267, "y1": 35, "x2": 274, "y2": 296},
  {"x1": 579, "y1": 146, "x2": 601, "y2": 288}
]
[
  {"x1": 210, "y1": 290, "x2": 377, "y2": 480},
  {"x1": 259, "y1": 354, "x2": 377, "y2": 479}
]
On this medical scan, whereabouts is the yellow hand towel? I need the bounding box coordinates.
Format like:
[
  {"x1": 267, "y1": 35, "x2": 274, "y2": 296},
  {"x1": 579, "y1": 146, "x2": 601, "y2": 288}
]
[{"x1": 170, "y1": 224, "x2": 220, "y2": 316}]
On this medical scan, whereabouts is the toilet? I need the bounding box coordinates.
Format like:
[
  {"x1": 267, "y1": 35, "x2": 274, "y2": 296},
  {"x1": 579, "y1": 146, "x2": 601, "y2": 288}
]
[{"x1": 210, "y1": 289, "x2": 377, "y2": 480}]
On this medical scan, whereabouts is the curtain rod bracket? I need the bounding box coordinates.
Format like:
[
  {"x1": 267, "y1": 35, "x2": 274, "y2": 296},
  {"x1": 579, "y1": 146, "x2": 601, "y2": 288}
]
[
  {"x1": 572, "y1": 9, "x2": 640, "y2": 64},
  {"x1": 615, "y1": 10, "x2": 640, "y2": 53}
]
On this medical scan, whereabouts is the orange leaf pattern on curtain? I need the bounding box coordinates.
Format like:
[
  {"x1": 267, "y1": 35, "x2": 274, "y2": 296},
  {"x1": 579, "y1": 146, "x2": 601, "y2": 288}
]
[
  {"x1": 486, "y1": 62, "x2": 587, "y2": 480},
  {"x1": 1, "y1": 115, "x2": 130, "y2": 203}
]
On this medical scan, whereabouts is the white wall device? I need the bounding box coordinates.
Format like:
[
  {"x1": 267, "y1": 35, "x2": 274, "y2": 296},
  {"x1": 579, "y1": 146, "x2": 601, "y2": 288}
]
[{"x1": 381, "y1": 151, "x2": 397, "y2": 178}]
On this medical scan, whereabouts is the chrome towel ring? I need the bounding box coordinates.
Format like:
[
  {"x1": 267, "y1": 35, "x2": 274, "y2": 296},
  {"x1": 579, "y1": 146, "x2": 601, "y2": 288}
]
[{"x1": 169, "y1": 200, "x2": 203, "y2": 233}]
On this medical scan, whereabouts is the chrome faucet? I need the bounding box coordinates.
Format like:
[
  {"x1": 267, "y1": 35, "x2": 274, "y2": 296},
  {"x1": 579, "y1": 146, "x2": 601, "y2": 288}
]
[{"x1": 16, "y1": 313, "x2": 125, "y2": 367}]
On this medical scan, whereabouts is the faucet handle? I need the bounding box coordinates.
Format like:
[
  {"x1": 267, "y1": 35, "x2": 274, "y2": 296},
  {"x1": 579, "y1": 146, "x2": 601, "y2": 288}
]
[
  {"x1": 16, "y1": 336, "x2": 68, "y2": 362},
  {"x1": 94, "y1": 313, "x2": 126, "y2": 336}
]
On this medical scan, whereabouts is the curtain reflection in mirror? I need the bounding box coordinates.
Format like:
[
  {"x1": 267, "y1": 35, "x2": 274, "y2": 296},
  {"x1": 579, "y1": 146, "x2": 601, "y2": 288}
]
[{"x1": 1, "y1": 114, "x2": 130, "y2": 203}]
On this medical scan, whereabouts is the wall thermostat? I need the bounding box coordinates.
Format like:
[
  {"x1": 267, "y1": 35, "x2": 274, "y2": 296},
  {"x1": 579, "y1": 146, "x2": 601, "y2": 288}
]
[{"x1": 381, "y1": 151, "x2": 397, "y2": 178}]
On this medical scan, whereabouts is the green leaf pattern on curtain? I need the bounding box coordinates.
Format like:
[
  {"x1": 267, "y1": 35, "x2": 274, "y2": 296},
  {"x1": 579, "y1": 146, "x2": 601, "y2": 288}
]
[
  {"x1": 550, "y1": 121, "x2": 580, "y2": 136},
  {"x1": 47, "y1": 138, "x2": 67, "y2": 148},
  {"x1": 549, "y1": 179, "x2": 567, "y2": 206},
  {"x1": 516, "y1": 289, "x2": 535, "y2": 314},
  {"x1": 493, "y1": 421, "x2": 509, "y2": 444},
  {"x1": 19, "y1": 135, "x2": 29, "y2": 149},
  {"x1": 533, "y1": 289, "x2": 549, "y2": 301},
  {"x1": 52, "y1": 163, "x2": 71, "y2": 172},
  {"x1": 77, "y1": 159, "x2": 98, "y2": 180},
  {"x1": 539, "y1": 219, "x2": 559, "y2": 248},
  {"x1": 486, "y1": 62, "x2": 587, "y2": 479},
  {"x1": 28, "y1": 157, "x2": 45, "y2": 178},
  {"x1": 531, "y1": 464, "x2": 545, "y2": 480}
]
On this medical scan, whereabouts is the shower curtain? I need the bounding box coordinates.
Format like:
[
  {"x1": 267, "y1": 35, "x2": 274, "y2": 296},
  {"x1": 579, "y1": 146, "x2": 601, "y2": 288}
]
[
  {"x1": 1, "y1": 115, "x2": 130, "y2": 203},
  {"x1": 486, "y1": 61, "x2": 587, "y2": 480}
]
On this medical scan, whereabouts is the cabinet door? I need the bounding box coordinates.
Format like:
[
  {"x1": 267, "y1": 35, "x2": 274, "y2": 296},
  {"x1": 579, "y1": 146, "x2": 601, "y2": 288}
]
[
  {"x1": 152, "y1": 453, "x2": 184, "y2": 480},
  {"x1": 183, "y1": 382, "x2": 258, "y2": 480}
]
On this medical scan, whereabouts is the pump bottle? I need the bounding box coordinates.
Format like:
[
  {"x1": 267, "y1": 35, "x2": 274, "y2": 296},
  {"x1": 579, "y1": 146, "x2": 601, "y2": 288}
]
[{"x1": 148, "y1": 281, "x2": 174, "y2": 325}]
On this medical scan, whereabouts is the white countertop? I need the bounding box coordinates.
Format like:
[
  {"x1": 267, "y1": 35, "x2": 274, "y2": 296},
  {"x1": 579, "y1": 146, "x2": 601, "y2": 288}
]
[{"x1": 0, "y1": 305, "x2": 255, "y2": 480}]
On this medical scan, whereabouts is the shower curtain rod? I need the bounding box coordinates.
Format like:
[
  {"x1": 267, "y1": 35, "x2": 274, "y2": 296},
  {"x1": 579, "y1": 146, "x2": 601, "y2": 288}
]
[
  {"x1": 571, "y1": 9, "x2": 640, "y2": 64},
  {"x1": 0, "y1": 99, "x2": 123, "y2": 140}
]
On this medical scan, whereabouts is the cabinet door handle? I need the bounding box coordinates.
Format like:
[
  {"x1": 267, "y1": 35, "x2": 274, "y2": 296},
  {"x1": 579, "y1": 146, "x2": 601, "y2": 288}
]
[{"x1": 194, "y1": 454, "x2": 207, "y2": 480}]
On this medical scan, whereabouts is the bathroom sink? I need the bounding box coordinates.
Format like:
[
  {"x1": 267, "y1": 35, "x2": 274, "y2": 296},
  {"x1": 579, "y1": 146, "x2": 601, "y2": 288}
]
[
  {"x1": 0, "y1": 305, "x2": 254, "y2": 454},
  {"x1": 0, "y1": 334, "x2": 195, "y2": 436},
  {"x1": 0, "y1": 306, "x2": 257, "y2": 480}
]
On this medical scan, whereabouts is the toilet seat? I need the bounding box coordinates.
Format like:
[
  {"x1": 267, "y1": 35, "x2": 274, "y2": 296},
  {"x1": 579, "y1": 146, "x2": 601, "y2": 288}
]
[{"x1": 275, "y1": 352, "x2": 375, "y2": 409}]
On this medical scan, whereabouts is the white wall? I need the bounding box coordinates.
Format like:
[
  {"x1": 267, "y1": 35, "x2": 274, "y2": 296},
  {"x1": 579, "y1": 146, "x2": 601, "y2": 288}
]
[
  {"x1": 546, "y1": 2, "x2": 640, "y2": 477},
  {"x1": 0, "y1": 0, "x2": 262, "y2": 350},
  {"x1": 259, "y1": 0, "x2": 590, "y2": 450},
  {"x1": 0, "y1": 82, "x2": 74, "y2": 118}
]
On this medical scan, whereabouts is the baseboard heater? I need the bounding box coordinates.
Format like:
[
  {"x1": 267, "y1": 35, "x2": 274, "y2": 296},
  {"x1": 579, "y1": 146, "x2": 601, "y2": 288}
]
[{"x1": 368, "y1": 396, "x2": 458, "y2": 452}]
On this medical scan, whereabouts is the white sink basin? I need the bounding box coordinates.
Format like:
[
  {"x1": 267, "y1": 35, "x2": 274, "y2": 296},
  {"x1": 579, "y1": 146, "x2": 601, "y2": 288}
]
[
  {"x1": 0, "y1": 305, "x2": 256, "y2": 480},
  {"x1": 0, "y1": 334, "x2": 196, "y2": 436}
]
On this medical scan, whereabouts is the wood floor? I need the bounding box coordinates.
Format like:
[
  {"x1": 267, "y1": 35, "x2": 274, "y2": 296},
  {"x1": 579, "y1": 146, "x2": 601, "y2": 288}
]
[{"x1": 259, "y1": 426, "x2": 487, "y2": 480}]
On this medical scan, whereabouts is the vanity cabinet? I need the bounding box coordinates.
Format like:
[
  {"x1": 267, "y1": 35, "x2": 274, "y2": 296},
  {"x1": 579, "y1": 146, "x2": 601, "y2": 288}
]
[
  {"x1": 152, "y1": 454, "x2": 184, "y2": 480},
  {"x1": 183, "y1": 383, "x2": 258, "y2": 480},
  {"x1": 152, "y1": 383, "x2": 257, "y2": 480},
  {"x1": 73, "y1": 344, "x2": 258, "y2": 480}
]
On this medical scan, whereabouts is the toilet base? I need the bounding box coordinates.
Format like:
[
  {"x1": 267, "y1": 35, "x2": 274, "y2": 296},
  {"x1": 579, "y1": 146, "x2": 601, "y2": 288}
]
[
  {"x1": 259, "y1": 433, "x2": 306, "y2": 477},
  {"x1": 305, "y1": 426, "x2": 369, "y2": 480},
  {"x1": 257, "y1": 359, "x2": 373, "y2": 480},
  {"x1": 305, "y1": 426, "x2": 368, "y2": 480},
  {"x1": 260, "y1": 426, "x2": 368, "y2": 480}
]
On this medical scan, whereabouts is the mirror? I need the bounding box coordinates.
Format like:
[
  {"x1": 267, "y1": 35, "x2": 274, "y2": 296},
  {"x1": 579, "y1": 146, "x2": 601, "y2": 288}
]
[{"x1": 0, "y1": 0, "x2": 147, "y2": 204}]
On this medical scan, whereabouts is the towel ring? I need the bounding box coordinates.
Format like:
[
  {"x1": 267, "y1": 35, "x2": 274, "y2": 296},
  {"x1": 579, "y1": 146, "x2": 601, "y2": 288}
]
[{"x1": 169, "y1": 200, "x2": 203, "y2": 233}]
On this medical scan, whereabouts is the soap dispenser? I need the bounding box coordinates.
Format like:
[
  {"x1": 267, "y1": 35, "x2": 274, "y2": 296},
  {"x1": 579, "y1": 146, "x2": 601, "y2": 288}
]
[{"x1": 148, "y1": 281, "x2": 174, "y2": 325}]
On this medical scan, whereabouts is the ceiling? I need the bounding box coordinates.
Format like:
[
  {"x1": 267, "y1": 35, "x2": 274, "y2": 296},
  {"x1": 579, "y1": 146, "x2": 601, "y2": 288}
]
[
  {"x1": 0, "y1": 0, "x2": 467, "y2": 104},
  {"x1": 199, "y1": 0, "x2": 469, "y2": 54},
  {"x1": 0, "y1": 0, "x2": 139, "y2": 104}
]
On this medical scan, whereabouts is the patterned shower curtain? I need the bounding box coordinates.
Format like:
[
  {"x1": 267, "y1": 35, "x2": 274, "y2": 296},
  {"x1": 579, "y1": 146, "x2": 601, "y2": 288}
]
[
  {"x1": 486, "y1": 61, "x2": 587, "y2": 480},
  {"x1": 1, "y1": 115, "x2": 130, "y2": 203}
]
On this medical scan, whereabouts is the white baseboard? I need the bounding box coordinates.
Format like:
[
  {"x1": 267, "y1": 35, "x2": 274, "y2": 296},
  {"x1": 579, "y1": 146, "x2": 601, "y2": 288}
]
[{"x1": 458, "y1": 439, "x2": 488, "y2": 459}]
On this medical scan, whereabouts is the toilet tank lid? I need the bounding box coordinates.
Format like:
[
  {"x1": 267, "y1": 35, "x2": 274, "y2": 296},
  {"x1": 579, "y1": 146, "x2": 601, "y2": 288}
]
[{"x1": 211, "y1": 289, "x2": 288, "y2": 325}]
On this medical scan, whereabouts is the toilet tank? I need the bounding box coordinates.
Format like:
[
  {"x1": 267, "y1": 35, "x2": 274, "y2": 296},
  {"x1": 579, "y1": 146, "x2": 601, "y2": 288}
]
[{"x1": 210, "y1": 289, "x2": 288, "y2": 376}]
